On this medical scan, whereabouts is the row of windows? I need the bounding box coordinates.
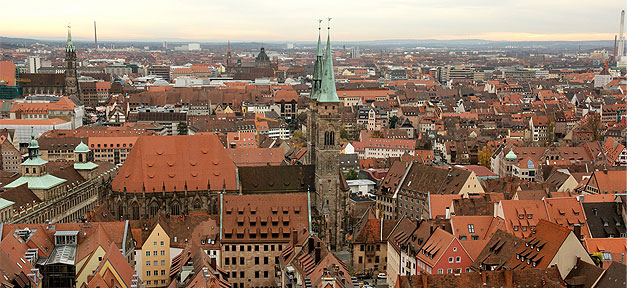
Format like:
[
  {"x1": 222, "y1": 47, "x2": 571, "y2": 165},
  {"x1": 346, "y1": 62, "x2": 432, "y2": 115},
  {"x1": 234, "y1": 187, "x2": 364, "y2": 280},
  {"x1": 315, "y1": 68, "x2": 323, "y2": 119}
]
[
  {"x1": 223, "y1": 232, "x2": 289, "y2": 239},
  {"x1": 224, "y1": 244, "x2": 282, "y2": 252},
  {"x1": 145, "y1": 270, "x2": 166, "y2": 276},
  {"x1": 437, "y1": 268, "x2": 470, "y2": 274},
  {"x1": 145, "y1": 260, "x2": 166, "y2": 266},
  {"x1": 145, "y1": 280, "x2": 166, "y2": 285},
  {"x1": 359, "y1": 244, "x2": 381, "y2": 251},
  {"x1": 23, "y1": 114, "x2": 48, "y2": 119},
  {"x1": 91, "y1": 143, "x2": 133, "y2": 148},
  {"x1": 145, "y1": 250, "x2": 166, "y2": 256},
  {"x1": 224, "y1": 256, "x2": 280, "y2": 266},
  {"x1": 357, "y1": 256, "x2": 384, "y2": 264}
]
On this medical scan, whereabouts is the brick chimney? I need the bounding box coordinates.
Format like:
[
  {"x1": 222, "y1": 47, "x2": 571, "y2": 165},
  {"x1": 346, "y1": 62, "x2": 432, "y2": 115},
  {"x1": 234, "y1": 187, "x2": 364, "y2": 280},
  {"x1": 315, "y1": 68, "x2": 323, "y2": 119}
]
[
  {"x1": 481, "y1": 271, "x2": 487, "y2": 285},
  {"x1": 210, "y1": 257, "x2": 217, "y2": 270},
  {"x1": 573, "y1": 225, "x2": 582, "y2": 241},
  {"x1": 292, "y1": 229, "x2": 298, "y2": 245},
  {"x1": 504, "y1": 269, "x2": 513, "y2": 288},
  {"x1": 314, "y1": 246, "x2": 321, "y2": 263},
  {"x1": 308, "y1": 237, "x2": 314, "y2": 254}
]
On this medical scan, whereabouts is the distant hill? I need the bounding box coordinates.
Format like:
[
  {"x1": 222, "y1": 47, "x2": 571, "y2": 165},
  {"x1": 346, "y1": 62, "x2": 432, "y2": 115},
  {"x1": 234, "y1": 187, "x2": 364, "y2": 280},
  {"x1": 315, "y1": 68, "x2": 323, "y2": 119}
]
[{"x1": 0, "y1": 35, "x2": 614, "y2": 50}]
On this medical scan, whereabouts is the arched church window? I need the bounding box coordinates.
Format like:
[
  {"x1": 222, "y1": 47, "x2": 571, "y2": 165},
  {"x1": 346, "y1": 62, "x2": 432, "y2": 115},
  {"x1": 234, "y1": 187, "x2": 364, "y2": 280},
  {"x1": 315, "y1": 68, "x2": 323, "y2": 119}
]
[
  {"x1": 79, "y1": 154, "x2": 83, "y2": 162},
  {"x1": 149, "y1": 202, "x2": 159, "y2": 217},
  {"x1": 131, "y1": 203, "x2": 139, "y2": 220},
  {"x1": 171, "y1": 202, "x2": 181, "y2": 215}
]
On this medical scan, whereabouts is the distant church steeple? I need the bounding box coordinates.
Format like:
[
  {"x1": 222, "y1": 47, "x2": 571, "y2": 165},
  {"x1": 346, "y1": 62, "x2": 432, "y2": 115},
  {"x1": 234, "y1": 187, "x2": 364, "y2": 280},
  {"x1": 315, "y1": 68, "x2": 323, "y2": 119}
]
[{"x1": 64, "y1": 25, "x2": 79, "y2": 100}]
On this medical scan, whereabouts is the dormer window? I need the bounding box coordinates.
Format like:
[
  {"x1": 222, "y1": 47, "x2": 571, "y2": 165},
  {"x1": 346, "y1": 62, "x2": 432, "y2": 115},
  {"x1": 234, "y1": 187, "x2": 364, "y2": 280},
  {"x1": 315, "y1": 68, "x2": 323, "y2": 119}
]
[
  {"x1": 518, "y1": 214, "x2": 524, "y2": 219},
  {"x1": 526, "y1": 214, "x2": 532, "y2": 219},
  {"x1": 513, "y1": 226, "x2": 519, "y2": 231}
]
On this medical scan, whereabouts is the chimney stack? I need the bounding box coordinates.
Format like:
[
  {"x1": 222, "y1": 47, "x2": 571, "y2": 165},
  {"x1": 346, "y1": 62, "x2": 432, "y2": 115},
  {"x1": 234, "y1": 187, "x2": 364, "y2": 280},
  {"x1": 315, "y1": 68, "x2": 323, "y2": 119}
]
[
  {"x1": 573, "y1": 225, "x2": 582, "y2": 241},
  {"x1": 94, "y1": 21, "x2": 98, "y2": 50},
  {"x1": 619, "y1": 10, "x2": 625, "y2": 61},
  {"x1": 314, "y1": 246, "x2": 321, "y2": 263},
  {"x1": 421, "y1": 274, "x2": 428, "y2": 288},
  {"x1": 210, "y1": 257, "x2": 217, "y2": 270},
  {"x1": 292, "y1": 229, "x2": 298, "y2": 245},
  {"x1": 308, "y1": 237, "x2": 314, "y2": 253},
  {"x1": 504, "y1": 269, "x2": 513, "y2": 288}
]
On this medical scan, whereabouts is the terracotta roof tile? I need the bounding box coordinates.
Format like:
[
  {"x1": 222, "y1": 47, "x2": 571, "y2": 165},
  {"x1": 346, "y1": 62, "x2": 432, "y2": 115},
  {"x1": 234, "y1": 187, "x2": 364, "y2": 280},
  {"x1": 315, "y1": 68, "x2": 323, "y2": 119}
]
[
  {"x1": 220, "y1": 193, "x2": 309, "y2": 243},
  {"x1": 111, "y1": 135, "x2": 238, "y2": 193}
]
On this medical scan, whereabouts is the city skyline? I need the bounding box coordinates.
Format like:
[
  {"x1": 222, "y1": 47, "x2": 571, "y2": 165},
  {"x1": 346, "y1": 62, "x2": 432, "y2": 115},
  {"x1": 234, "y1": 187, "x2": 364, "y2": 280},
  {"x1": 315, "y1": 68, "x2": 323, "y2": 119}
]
[{"x1": 2, "y1": 0, "x2": 625, "y2": 42}]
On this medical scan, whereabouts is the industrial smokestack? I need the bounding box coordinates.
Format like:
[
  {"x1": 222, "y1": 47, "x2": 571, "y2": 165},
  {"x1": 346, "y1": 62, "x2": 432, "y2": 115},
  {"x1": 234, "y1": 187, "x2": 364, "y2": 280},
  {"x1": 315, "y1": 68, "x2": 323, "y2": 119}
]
[
  {"x1": 619, "y1": 10, "x2": 625, "y2": 60},
  {"x1": 94, "y1": 21, "x2": 98, "y2": 50},
  {"x1": 614, "y1": 35, "x2": 618, "y2": 63}
]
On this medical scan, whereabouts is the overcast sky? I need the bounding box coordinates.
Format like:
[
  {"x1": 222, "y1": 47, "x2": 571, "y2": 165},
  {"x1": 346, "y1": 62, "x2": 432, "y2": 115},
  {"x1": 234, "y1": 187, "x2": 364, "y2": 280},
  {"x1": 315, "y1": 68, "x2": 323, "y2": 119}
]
[{"x1": 3, "y1": 0, "x2": 626, "y2": 42}]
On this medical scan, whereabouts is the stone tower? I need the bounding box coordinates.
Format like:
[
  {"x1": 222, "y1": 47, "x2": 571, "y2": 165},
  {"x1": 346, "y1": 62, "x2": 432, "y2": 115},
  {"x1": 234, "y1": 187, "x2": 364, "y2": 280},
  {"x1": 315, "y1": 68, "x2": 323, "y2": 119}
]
[
  {"x1": 64, "y1": 25, "x2": 79, "y2": 99},
  {"x1": 310, "y1": 21, "x2": 346, "y2": 251}
]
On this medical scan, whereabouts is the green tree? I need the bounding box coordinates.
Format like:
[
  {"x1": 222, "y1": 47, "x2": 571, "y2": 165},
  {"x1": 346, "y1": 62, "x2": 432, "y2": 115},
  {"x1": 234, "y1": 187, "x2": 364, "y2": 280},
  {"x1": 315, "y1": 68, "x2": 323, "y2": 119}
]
[
  {"x1": 423, "y1": 141, "x2": 433, "y2": 150},
  {"x1": 587, "y1": 113, "x2": 602, "y2": 141},
  {"x1": 371, "y1": 130, "x2": 383, "y2": 138},
  {"x1": 177, "y1": 122, "x2": 188, "y2": 135},
  {"x1": 344, "y1": 169, "x2": 359, "y2": 180},
  {"x1": 340, "y1": 126, "x2": 349, "y2": 141},
  {"x1": 292, "y1": 130, "x2": 305, "y2": 141},
  {"x1": 389, "y1": 115, "x2": 399, "y2": 128},
  {"x1": 478, "y1": 146, "x2": 494, "y2": 168}
]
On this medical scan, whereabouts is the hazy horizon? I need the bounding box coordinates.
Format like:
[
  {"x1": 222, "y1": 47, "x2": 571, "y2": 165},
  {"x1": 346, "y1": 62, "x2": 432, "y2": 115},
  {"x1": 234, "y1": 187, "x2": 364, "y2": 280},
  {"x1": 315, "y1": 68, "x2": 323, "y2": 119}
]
[{"x1": 3, "y1": 0, "x2": 626, "y2": 42}]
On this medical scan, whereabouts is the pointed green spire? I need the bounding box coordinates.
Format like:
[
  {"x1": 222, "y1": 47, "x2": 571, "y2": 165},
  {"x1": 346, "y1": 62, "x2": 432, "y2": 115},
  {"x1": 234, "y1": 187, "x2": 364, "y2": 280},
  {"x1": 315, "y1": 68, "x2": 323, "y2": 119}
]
[
  {"x1": 66, "y1": 25, "x2": 75, "y2": 53},
  {"x1": 318, "y1": 19, "x2": 339, "y2": 103},
  {"x1": 311, "y1": 20, "x2": 324, "y2": 100}
]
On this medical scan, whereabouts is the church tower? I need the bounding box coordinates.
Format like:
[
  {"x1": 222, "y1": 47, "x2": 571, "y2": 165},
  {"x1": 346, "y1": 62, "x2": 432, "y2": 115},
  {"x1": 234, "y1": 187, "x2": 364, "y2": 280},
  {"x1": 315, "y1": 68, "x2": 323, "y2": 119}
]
[
  {"x1": 306, "y1": 21, "x2": 324, "y2": 165},
  {"x1": 64, "y1": 25, "x2": 79, "y2": 99},
  {"x1": 310, "y1": 20, "x2": 346, "y2": 251}
]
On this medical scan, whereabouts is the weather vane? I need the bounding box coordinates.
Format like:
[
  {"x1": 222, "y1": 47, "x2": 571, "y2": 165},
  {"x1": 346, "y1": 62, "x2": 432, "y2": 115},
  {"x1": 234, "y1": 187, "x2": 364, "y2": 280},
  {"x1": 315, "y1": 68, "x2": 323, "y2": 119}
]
[
  {"x1": 327, "y1": 17, "x2": 332, "y2": 29},
  {"x1": 318, "y1": 19, "x2": 322, "y2": 30}
]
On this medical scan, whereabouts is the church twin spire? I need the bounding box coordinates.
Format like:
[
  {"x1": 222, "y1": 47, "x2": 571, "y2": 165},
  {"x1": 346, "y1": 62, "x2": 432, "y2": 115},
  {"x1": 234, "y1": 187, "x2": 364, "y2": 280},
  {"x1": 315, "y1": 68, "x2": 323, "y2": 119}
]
[
  {"x1": 311, "y1": 18, "x2": 339, "y2": 103},
  {"x1": 66, "y1": 24, "x2": 75, "y2": 53}
]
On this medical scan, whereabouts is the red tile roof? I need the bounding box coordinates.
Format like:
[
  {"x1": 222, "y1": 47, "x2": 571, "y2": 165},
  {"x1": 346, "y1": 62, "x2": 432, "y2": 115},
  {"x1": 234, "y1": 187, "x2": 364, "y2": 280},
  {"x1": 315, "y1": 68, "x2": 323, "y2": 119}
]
[
  {"x1": 416, "y1": 228, "x2": 457, "y2": 267},
  {"x1": 220, "y1": 193, "x2": 309, "y2": 243},
  {"x1": 111, "y1": 135, "x2": 238, "y2": 193},
  {"x1": 506, "y1": 220, "x2": 572, "y2": 270},
  {"x1": 227, "y1": 147, "x2": 284, "y2": 166},
  {"x1": 496, "y1": 200, "x2": 549, "y2": 238}
]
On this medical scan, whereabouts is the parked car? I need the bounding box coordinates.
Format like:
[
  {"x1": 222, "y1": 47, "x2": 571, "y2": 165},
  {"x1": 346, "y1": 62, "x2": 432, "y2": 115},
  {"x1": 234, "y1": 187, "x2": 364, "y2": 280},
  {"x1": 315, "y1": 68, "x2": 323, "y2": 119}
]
[{"x1": 377, "y1": 273, "x2": 387, "y2": 279}]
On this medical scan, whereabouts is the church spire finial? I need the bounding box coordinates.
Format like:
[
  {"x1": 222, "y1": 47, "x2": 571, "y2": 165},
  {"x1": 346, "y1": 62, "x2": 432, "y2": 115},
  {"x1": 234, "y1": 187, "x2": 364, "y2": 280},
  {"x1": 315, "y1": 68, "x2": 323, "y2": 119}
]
[{"x1": 66, "y1": 24, "x2": 75, "y2": 52}]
